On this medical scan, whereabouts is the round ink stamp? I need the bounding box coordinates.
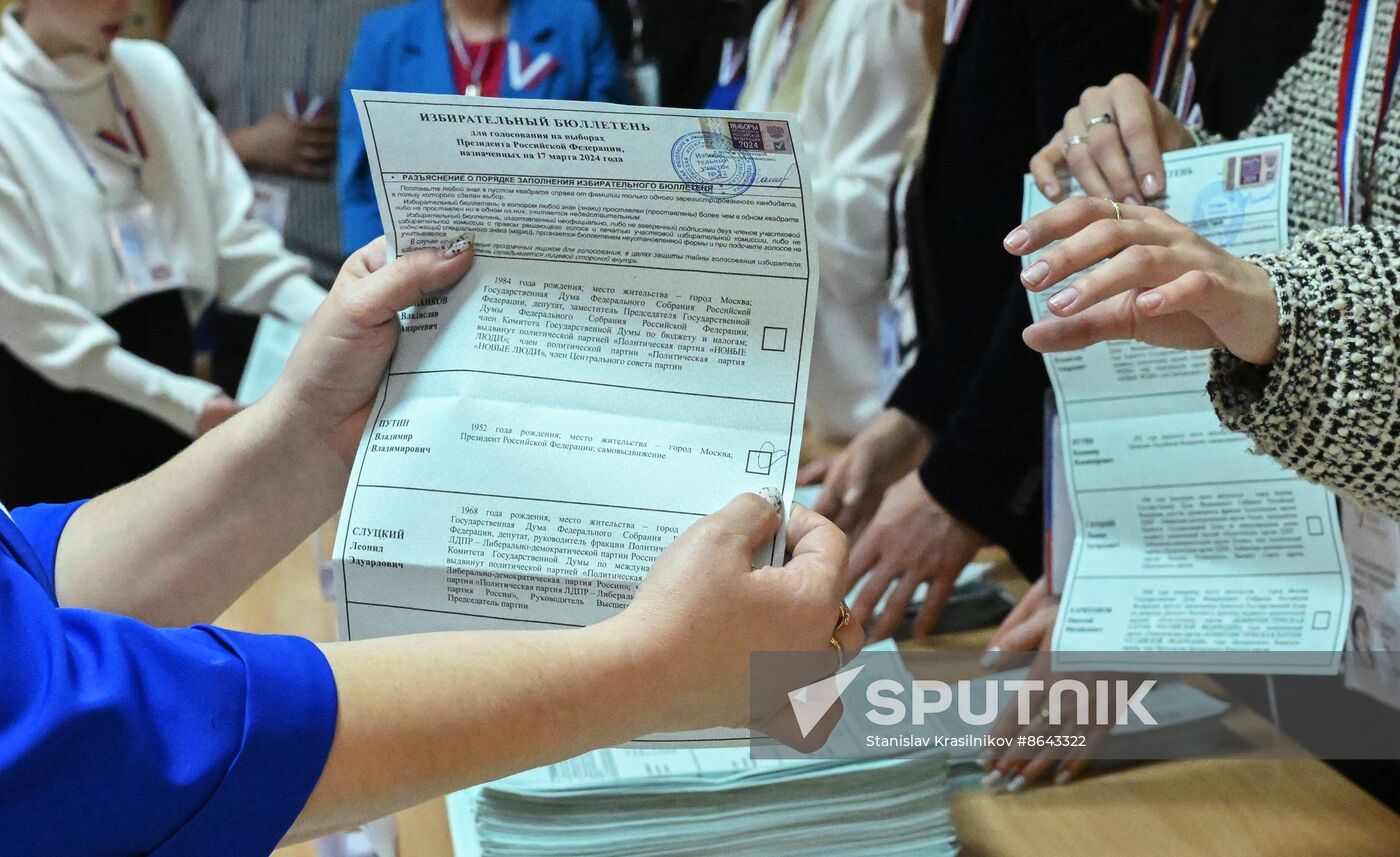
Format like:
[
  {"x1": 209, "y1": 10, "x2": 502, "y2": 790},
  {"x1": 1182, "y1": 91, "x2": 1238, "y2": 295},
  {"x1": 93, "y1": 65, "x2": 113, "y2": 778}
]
[{"x1": 670, "y1": 131, "x2": 757, "y2": 200}]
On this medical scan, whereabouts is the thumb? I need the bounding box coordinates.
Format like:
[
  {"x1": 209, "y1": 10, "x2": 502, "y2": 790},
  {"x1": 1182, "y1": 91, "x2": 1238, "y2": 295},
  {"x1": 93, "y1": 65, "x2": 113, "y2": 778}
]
[
  {"x1": 342, "y1": 241, "x2": 476, "y2": 328},
  {"x1": 703, "y1": 490, "x2": 783, "y2": 556}
]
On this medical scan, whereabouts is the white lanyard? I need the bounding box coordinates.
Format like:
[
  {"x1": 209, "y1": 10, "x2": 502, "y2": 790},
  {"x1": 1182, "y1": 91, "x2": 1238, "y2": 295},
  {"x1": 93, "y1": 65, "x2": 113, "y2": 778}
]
[
  {"x1": 944, "y1": 0, "x2": 972, "y2": 45},
  {"x1": 627, "y1": 0, "x2": 646, "y2": 64},
  {"x1": 26, "y1": 74, "x2": 142, "y2": 197},
  {"x1": 449, "y1": 26, "x2": 493, "y2": 97},
  {"x1": 718, "y1": 37, "x2": 748, "y2": 87}
]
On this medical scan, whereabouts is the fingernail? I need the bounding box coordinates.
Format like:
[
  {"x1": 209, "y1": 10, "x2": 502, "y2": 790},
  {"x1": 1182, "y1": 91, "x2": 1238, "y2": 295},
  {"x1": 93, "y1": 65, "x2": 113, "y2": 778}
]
[
  {"x1": 1041, "y1": 182, "x2": 1059, "y2": 200},
  {"x1": 977, "y1": 750, "x2": 994, "y2": 769},
  {"x1": 980, "y1": 645, "x2": 1001, "y2": 668},
  {"x1": 1137, "y1": 292, "x2": 1164, "y2": 312},
  {"x1": 755, "y1": 487, "x2": 783, "y2": 511},
  {"x1": 1054, "y1": 770, "x2": 1074, "y2": 786},
  {"x1": 1124, "y1": 195, "x2": 1142, "y2": 206},
  {"x1": 1142, "y1": 173, "x2": 1161, "y2": 196},
  {"x1": 842, "y1": 487, "x2": 861, "y2": 506},
  {"x1": 1008, "y1": 775, "x2": 1027, "y2": 793},
  {"x1": 982, "y1": 770, "x2": 1003, "y2": 788},
  {"x1": 1021, "y1": 260, "x2": 1050, "y2": 286},
  {"x1": 1048, "y1": 286, "x2": 1078, "y2": 312},
  {"x1": 1004, "y1": 226, "x2": 1031, "y2": 251},
  {"x1": 439, "y1": 233, "x2": 474, "y2": 259}
]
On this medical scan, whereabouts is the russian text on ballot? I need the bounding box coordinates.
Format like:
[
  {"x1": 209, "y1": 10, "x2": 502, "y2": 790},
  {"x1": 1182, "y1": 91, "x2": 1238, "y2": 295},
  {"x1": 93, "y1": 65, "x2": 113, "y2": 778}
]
[{"x1": 334, "y1": 92, "x2": 819, "y2": 745}]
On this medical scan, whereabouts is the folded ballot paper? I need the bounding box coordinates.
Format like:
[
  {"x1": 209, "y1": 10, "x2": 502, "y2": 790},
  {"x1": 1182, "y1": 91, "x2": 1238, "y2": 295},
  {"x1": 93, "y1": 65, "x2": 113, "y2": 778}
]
[{"x1": 446, "y1": 643, "x2": 959, "y2": 857}]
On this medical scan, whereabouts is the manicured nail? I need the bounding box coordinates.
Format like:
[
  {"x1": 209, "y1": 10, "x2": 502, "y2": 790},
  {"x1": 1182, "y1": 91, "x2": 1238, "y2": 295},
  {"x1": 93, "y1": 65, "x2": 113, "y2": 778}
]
[
  {"x1": 439, "y1": 233, "x2": 474, "y2": 258},
  {"x1": 1007, "y1": 775, "x2": 1027, "y2": 793},
  {"x1": 1054, "y1": 769, "x2": 1074, "y2": 786},
  {"x1": 1021, "y1": 260, "x2": 1050, "y2": 286},
  {"x1": 842, "y1": 486, "x2": 862, "y2": 506},
  {"x1": 980, "y1": 645, "x2": 1002, "y2": 668},
  {"x1": 1004, "y1": 226, "x2": 1031, "y2": 251},
  {"x1": 1048, "y1": 286, "x2": 1078, "y2": 312},
  {"x1": 1124, "y1": 195, "x2": 1142, "y2": 206},
  {"x1": 756, "y1": 487, "x2": 782, "y2": 511},
  {"x1": 1142, "y1": 173, "x2": 1162, "y2": 196},
  {"x1": 977, "y1": 750, "x2": 994, "y2": 769},
  {"x1": 1137, "y1": 292, "x2": 1164, "y2": 312},
  {"x1": 1041, "y1": 182, "x2": 1059, "y2": 200},
  {"x1": 982, "y1": 770, "x2": 1003, "y2": 788}
]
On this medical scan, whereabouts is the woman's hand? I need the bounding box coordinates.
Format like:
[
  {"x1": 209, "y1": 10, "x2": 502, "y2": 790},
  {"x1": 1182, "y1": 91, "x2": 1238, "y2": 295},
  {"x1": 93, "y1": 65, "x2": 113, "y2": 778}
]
[
  {"x1": 1005, "y1": 197, "x2": 1281, "y2": 364},
  {"x1": 800, "y1": 408, "x2": 932, "y2": 538},
  {"x1": 614, "y1": 494, "x2": 863, "y2": 738},
  {"x1": 263, "y1": 237, "x2": 476, "y2": 462},
  {"x1": 1031, "y1": 74, "x2": 1196, "y2": 204},
  {"x1": 195, "y1": 393, "x2": 242, "y2": 437},
  {"x1": 982, "y1": 577, "x2": 1057, "y2": 668}
]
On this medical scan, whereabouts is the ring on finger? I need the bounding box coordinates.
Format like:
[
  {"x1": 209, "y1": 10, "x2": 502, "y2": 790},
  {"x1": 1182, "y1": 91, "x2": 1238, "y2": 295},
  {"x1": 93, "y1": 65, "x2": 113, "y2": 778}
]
[
  {"x1": 1086, "y1": 113, "x2": 1115, "y2": 129},
  {"x1": 1104, "y1": 197, "x2": 1123, "y2": 220},
  {"x1": 829, "y1": 635, "x2": 845, "y2": 671},
  {"x1": 1064, "y1": 134, "x2": 1089, "y2": 153},
  {"x1": 834, "y1": 601, "x2": 851, "y2": 633}
]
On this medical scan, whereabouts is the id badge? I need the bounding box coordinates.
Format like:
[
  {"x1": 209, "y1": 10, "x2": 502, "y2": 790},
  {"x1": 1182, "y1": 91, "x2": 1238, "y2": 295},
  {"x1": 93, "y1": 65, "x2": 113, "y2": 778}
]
[
  {"x1": 105, "y1": 197, "x2": 180, "y2": 297},
  {"x1": 627, "y1": 59, "x2": 662, "y2": 107},
  {"x1": 252, "y1": 180, "x2": 292, "y2": 233}
]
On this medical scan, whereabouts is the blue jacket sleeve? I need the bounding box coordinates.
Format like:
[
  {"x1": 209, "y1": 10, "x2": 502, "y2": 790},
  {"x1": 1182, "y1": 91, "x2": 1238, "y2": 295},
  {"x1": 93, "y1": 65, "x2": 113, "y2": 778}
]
[
  {"x1": 338, "y1": 20, "x2": 388, "y2": 255},
  {"x1": 9, "y1": 501, "x2": 85, "y2": 598},
  {"x1": 584, "y1": 6, "x2": 627, "y2": 103},
  {"x1": 0, "y1": 514, "x2": 338, "y2": 856}
]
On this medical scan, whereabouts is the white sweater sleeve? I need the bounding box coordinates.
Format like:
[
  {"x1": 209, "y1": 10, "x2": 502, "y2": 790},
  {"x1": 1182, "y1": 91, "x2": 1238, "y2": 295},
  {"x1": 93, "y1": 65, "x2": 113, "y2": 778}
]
[
  {"x1": 802, "y1": 0, "x2": 934, "y2": 305},
  {"x1": 0, "y1": 148, "x2": 220, "y2": 436},
  {"x1": 178, "y1": 54, "x2": 326, "y2": 324}
]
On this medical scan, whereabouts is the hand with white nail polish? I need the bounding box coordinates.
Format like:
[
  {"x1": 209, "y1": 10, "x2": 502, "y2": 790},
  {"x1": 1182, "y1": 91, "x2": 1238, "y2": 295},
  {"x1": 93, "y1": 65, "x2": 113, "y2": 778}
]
[
  {"x1": 802, "y1": 408, "x2": 933, "y2": 541},
  {"x1": 1029, "y1": 74, "x2": 1195, "y2": 205},
  {"x1": 982, "y1": 577, "x2": 1056, "y2": 670},
  {"x1": 1005, "y1": 196, "x2": 1281, "y2": 365}
]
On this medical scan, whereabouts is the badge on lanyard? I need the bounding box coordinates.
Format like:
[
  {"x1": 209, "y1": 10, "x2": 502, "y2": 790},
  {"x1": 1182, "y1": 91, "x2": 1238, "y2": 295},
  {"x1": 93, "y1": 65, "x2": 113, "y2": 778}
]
[
  {"x1": 250, "y1": 180, "x2": 292, "y2": 233},
  {"x1": 105, "y1": 196, "x2": 179, "y2": 298},
  {"x1": 1337, "y1": 0, "x2": 1400, "y2": 225}
]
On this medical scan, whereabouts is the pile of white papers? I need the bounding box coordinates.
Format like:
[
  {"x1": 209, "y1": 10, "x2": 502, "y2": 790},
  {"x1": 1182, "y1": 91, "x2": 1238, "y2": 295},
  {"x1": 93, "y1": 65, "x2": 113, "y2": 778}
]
[{"x1": 449, "y1": 749, "x2": 956, "y2": 857}]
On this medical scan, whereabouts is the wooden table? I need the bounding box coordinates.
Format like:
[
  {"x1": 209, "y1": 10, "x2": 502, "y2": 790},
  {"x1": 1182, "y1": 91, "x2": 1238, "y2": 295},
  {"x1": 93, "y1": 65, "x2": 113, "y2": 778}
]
[{"x1": 226, "y1": 539, "x2": 1400, "y2": 857}]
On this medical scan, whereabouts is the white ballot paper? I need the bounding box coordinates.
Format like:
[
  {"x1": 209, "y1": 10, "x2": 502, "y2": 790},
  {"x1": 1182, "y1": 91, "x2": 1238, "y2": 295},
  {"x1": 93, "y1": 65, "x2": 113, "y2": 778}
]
[
  {"x1": 1023, "y1": 135, "x2": 1351, "y2": 673},
  {"x1": 333, "y1": 92, "x2": 819, "y2": 745},
  {"x1": 1340, "y1": 502, "x2": 1400, "y2": 709}
]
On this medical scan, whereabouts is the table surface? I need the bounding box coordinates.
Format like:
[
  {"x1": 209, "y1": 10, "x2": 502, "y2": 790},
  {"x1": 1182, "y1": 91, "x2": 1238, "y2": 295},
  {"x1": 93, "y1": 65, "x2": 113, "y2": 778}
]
[{"x1": 224, "y1": 538, "x2": 1400, "y2": 857}]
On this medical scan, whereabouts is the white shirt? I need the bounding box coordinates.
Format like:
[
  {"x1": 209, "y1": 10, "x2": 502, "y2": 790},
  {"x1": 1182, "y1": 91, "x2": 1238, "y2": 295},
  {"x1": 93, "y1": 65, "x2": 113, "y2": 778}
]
[
  {"x1": 741, "y1": 0, "x2": 934, "y2": 439},
  {"x1": 0, "y1": 9, "x2": 325, "y2": 436}
]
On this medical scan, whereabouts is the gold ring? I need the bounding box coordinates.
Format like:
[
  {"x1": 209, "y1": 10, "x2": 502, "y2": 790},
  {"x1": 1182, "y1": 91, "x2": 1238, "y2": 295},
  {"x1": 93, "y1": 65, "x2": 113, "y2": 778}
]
[
  {"x1": 1105, "y1": 198, "x2": 1123, "y2": 220},
  {"x1": 834, "y1": 601, "x2": 851, "y2": 633},
  {"x1": 829, "y1": 635, "x2": 845, "y2": 671},
  {"x1": 1086, "y1": 112, "x2": 1115, "y2": 128}
]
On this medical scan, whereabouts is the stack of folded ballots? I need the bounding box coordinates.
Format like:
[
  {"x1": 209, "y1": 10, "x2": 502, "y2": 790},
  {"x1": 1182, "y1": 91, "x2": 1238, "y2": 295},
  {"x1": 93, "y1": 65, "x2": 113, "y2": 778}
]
[{"x1": 449, "y1": 746, "x2": 957, "y2": 857}]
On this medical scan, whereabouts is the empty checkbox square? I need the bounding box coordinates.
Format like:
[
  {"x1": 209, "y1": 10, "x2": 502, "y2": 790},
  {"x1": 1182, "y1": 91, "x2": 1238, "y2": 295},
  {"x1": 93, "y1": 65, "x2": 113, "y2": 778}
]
[
  {"x1": 761, "y1": 326, "x2": 788, "y2": 352},
  {"x1": 1312, "y1": 610, "x2": 1332, "y2": 630},
  {"x1": 1307, "y1": 516, "x2": 1323, "y2": 536}
]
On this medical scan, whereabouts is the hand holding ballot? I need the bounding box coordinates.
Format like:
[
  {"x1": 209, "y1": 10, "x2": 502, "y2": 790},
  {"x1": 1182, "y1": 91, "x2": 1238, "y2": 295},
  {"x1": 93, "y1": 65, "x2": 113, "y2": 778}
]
[{"x1": 1006, "y1": 196, "x2": 1282, "y2": 365}]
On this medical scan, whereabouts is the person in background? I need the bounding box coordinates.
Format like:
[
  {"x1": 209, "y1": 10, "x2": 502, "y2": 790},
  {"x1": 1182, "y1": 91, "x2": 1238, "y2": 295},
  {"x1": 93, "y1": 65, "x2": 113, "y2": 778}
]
[
  {"x1": 0, "y1": 237, "x2": 862, "y2": 854},
  {"x1": 593, "y1": 0, "x2": 757, "y2": 108},
  {"x1": 0, "y1": 0, "x2": 326, "y2": 507},
  {"x1": 805, "y1": 0, "x2": 1154, "y2": 642},
  {"x1": 338, "y1": 0, "x2": 625, "y2": 253},
  {"x1": 739, "y1": 0, "x2": 936, "y2": 443},
  {"x1": 167, "y1": 0, "x2": 394, "y2": 397}
]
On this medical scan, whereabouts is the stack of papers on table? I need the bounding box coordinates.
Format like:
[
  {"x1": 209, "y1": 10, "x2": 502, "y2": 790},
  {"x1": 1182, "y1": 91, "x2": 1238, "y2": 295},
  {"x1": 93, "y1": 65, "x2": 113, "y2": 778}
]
[{"x1": 447, "y1": 644, "x2": 958, "y2": 857}]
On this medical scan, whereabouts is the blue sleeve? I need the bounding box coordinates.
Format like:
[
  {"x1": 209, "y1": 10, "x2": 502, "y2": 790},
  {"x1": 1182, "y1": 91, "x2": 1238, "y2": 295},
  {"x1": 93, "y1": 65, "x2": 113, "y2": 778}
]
[
  {"x1": 9, "y1": 501, "x2": 85, "y2": 598},
  {"x1": 338, "y1": 20, "x2": 388, "y2": 255},
  {"x1": 0, "y1": 523, "x2": 338, "y2": 855},
  {"x1": 584, "y1": 7, "x2": 627, "y2": 104}
]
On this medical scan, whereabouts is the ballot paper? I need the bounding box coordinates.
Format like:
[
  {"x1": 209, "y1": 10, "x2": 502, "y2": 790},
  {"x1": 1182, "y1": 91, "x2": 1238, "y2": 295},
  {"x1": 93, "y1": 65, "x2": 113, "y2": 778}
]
[
  {"x1": 1022, "y1": 136, "x2": 1352, "y2": 673},
  {"x1": 333, "y1": 92, "x2": 819, "y2": 745},
  {"x1": 1340, "y1": 502, "x2": 1400, "y2": 709},
  {"x1": 235, "y1": 316, "x2": 302, "y2": 405},
  {"x1": 445, "y1": 642, "x2": 959, "y2": 857}
]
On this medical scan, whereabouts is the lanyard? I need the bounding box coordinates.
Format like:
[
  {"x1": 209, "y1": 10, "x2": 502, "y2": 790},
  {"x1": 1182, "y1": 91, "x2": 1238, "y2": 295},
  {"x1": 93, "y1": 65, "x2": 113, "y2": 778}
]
[
  {"x1": 242, "y1": 0, "x2": 322, "y2": 123},
  {"x1": 758, "y1": 0, "x2": 802, "y2": 107},
  {"x1": 1337, "y1": 0, "x2": 1400, "y2": 224},
  {"x1": 943, "y1": 0, "x2": 972, "y2": 45},
  {"x1": 627, "y1": 0, "x2": 646, "y2": 64},
  {"x1": 717, "y1": 37, "x2": 748, "y2": 87},
  {"x1": 449, "y1": 26, "x2": 493, "y2": 96},
  {"x1": 26, "y1": 74, "x2": 142, "y2": 196},
  {"x1": 1149, "y1": 0, "x2": 1217, "y2": 121}
]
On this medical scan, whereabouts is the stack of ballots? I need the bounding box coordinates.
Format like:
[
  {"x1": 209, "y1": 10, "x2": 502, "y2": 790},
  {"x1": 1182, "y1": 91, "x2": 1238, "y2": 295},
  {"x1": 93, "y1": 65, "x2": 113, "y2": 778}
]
[
  {"x1": 448, "y1": 747, "x2": 956, "y2": 857},
  {"x1": 447, "y1": 644, "x2": 957, "y2": 857}
]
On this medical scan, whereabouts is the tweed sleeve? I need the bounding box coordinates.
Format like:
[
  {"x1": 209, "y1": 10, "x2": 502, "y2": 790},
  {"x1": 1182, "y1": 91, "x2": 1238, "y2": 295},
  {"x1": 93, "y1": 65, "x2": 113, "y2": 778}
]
[{"x1": 1209, "y1": 225, "x2": 1400, "y2": 516}]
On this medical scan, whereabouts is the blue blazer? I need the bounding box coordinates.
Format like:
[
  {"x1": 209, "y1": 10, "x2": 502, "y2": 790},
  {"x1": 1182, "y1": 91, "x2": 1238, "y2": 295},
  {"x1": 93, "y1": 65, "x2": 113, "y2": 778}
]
[{"x1": 337, "y1": 0, "x2": 625, "y2": 253}]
